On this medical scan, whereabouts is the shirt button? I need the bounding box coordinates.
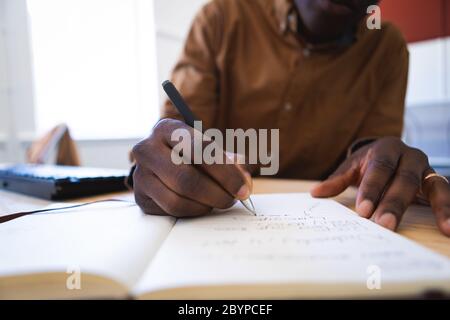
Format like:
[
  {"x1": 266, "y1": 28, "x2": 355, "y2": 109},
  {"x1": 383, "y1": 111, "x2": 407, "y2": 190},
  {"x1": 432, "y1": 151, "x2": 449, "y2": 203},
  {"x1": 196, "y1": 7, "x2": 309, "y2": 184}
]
[
  {"x1": 284, "y1": 103, "x2": 292, "y2": 112},
  {"x1": 303, "y1": 48, "x2": 311, "y2": 57}
]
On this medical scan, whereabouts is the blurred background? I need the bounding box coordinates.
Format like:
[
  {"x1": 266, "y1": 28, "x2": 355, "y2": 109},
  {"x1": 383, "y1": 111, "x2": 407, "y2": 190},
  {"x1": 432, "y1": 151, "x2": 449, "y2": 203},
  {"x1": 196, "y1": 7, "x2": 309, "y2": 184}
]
[{"x1": 0, "y1": 0, "x2": 449, "y2": 170}]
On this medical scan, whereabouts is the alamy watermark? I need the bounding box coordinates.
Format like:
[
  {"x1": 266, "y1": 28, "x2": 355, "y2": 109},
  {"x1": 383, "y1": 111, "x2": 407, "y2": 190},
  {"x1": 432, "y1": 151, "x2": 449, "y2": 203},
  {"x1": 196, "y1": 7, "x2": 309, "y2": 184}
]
[
  {"x1": 366, "y1": 5, "x2": 381, "y2": 30},
  {"x1": 366, "y1": 264, "x2": 381, "y2": 290},
  {"x1": 170, "y1": 121, "x2": 280, "y2": 176},
  {"x1": 66, "y1": 266, "x2": 81, "y2": 290}
]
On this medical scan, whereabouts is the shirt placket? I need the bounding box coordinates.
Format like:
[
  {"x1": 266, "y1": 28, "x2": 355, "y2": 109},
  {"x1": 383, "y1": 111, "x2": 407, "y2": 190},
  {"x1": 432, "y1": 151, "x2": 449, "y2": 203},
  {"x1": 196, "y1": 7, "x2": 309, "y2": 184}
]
[{"x1": 276, "y1": 47, "x2": 313, "y2": 159}]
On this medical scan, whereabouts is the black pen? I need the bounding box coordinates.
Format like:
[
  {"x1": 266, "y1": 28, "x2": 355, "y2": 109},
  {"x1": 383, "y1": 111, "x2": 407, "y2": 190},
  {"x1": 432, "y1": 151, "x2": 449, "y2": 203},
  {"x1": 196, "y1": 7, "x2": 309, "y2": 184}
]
[{"x1": 162, "y1": 80, "x2": 256, "y2": 215}]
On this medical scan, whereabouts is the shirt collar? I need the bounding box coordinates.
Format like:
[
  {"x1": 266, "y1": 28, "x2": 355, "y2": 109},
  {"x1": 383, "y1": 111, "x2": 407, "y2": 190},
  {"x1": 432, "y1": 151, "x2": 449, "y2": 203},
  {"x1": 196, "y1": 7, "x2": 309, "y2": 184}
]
[{"x1": 273, "y1": 0, "x2": 364, "y2": 50}]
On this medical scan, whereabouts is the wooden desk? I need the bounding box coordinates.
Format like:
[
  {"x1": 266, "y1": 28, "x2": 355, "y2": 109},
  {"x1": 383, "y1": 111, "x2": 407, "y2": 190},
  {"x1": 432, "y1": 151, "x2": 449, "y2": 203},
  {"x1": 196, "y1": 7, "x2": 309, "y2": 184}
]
[{"x1": 1, "y1": 178, "x2": 449, "y2": 258}]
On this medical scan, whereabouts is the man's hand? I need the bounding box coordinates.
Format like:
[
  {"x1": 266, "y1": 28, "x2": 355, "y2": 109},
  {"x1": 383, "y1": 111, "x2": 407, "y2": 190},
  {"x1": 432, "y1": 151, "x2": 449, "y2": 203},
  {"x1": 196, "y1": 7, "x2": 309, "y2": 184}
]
[
  {"x1": 131, "y1": 119, "x2": 252, "y2": 217},
  {"x1": 311, "y1": 137, "x2": 450, "y2": 237}
]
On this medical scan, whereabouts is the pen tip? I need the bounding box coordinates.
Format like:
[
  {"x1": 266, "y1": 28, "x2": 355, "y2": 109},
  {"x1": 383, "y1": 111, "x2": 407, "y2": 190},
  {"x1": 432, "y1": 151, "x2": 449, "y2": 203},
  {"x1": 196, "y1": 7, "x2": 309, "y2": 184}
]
[{"x1": 241, "y1": 198, "x2": 257, "y2": 216}]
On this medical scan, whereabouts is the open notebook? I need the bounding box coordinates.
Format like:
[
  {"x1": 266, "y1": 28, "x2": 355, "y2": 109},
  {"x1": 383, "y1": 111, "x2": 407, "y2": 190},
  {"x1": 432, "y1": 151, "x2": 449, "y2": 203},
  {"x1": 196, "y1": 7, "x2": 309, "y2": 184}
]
[{"x1": 1, "y1": 193, "x2": 449, "y2": 299}]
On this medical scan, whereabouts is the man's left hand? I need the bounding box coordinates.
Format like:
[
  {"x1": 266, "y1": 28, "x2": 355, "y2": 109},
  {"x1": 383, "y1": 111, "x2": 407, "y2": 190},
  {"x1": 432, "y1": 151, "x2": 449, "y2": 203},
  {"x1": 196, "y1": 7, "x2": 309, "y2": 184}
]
[{"x1": 311, "y1": 137, "x2": 450, "y2": 237}]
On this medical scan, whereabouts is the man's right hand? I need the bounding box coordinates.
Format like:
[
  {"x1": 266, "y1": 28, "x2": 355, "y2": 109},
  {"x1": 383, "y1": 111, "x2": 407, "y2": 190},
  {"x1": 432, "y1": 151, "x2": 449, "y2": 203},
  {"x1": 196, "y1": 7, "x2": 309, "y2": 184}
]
[{"x1": 131, "y1": 119, "x2": 252, "y2": 217}]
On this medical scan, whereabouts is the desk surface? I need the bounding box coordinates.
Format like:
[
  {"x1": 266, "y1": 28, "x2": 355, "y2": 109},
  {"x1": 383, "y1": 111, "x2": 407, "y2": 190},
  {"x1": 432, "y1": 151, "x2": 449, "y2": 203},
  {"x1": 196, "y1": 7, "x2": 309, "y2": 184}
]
[{"x1": 1, "y1": 178, "x2": 449, "y2": 258}]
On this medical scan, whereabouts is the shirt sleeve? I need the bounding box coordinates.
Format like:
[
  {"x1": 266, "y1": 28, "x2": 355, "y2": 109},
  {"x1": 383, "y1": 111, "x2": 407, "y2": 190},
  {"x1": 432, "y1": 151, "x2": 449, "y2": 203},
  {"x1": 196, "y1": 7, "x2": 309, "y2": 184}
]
[
  {"x1": 355, "y1": 33, "x2": 409, "y2": 140},
  {"x1": 160, "y1": 1, "x2": 224, "y2": 129}
]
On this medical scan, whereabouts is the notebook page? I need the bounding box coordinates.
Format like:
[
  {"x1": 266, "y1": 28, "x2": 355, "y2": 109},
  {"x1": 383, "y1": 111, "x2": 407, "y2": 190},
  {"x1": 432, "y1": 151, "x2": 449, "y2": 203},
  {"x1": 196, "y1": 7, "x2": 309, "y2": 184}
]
[
  {"x1": 134, "y1": 193, "x2": 450, "y2": 296},
  {"x1": 0, "y1": 201, "x2": 175, "y2": 290},
  {"x1": 0, "y1": 189, "x2": 51, "y2": 217}
]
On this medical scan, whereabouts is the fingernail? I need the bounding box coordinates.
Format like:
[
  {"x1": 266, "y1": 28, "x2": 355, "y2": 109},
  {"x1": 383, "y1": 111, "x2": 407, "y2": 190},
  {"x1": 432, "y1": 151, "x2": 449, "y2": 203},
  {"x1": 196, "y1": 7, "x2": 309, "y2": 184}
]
[
  {"x1": 236, "y1": 184, "x2": 250, "y2": 200},
  {"x1": 377, "y1": 213, "x2": 397, "y2": 231},
  {"x1": 357, "y1": 199, "x2": 373, "y2": 218}
]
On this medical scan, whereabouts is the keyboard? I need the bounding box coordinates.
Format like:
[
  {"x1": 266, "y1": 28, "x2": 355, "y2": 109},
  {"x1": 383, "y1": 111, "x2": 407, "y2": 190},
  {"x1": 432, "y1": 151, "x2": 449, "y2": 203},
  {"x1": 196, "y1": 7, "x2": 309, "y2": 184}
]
[{"x1": 0, "y1": 164, "x2": 129, "y2": 200}]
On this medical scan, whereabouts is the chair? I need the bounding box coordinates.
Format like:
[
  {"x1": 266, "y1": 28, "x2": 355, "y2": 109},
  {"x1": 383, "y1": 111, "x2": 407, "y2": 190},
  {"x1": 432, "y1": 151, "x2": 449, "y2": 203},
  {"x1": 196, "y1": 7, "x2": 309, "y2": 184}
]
[{"x1": 26, "y1": 124, "x2": 81, "y2": 166}]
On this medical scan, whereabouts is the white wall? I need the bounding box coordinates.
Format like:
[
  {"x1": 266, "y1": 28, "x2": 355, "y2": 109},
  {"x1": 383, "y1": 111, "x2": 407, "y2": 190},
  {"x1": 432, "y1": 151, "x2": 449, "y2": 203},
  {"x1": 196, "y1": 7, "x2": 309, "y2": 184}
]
[
  {"x1": 446, "y1": 38, "x2": 450, "y2": 99},
  {"x1": 154, "y1": 0, "x2": 208, "y2": 103},
  {"x1": 0, "y1": 0, "x2": 36, "y2": 163},
  {"x1": 0, "y1": 0, "x2": 7, "y2": 129},
  {"x1": 77, "y1": 0, "x2": 209, "y2": 169},
  {"x1": 403, "y1": 37, "x2": 450, "y2": 162},
  {"x1": 77, "y1": 0, "x2": 208, "y2": 169},
  {"x1": 406, "y1": 37, "x2": 450, "y2": 106},
  {"x1": 0, "y1": 0, "x2": 8, "y2": 146},
  {"x1": 75, "y1": 138, "x2": 140, "y2": 169},
  {"x1": 0, "y1": 0, "x2": 206, "y2": 169}
]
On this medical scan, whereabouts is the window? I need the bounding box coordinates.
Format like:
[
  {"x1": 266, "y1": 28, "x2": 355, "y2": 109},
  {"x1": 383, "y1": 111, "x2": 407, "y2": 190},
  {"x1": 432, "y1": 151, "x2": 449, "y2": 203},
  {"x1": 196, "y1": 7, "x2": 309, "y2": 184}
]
[{"x1": 27, "y1": 0, "x2": 159, "y2": 139}]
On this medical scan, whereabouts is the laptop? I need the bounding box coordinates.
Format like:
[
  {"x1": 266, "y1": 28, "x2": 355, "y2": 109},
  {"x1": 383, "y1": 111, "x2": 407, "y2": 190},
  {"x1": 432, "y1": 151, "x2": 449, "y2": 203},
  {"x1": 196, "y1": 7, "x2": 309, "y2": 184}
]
[{"x1": 0, "y1": 164, "x2": 129, "y2": 200}]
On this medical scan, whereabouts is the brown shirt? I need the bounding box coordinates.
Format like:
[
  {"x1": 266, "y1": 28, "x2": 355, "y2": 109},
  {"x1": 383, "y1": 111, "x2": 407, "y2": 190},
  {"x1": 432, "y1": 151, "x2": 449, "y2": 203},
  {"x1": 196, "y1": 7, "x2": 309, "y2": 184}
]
[{"x1": 161, "y1": 0, "x2": 409, "y2": 180}]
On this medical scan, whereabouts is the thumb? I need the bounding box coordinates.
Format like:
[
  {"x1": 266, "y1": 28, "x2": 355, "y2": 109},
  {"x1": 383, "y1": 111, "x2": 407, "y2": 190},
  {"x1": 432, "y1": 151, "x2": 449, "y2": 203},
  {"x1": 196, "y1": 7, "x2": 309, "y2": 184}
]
[{"x1": 311, "y1": 166, "x2": 358, "y2": 198}]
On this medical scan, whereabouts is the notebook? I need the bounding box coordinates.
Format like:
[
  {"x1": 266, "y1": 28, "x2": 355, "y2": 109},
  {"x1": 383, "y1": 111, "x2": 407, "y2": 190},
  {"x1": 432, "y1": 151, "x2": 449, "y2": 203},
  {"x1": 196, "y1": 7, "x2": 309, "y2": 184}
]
[{"x1": 1, "y1": 193, "x2": 449, "y2": 299}]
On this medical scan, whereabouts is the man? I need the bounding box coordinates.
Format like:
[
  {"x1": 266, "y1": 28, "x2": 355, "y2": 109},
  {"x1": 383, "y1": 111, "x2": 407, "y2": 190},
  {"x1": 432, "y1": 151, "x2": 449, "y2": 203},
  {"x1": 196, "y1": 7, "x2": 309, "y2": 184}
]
[{"x1": 131, "y1": 0, "x2": 450, "y2": 236}]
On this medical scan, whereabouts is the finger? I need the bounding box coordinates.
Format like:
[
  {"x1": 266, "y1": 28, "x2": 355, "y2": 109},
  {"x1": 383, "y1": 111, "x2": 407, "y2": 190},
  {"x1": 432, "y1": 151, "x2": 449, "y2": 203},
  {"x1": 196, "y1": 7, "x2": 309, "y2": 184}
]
[
  {"x1": 158, "y1": 119, "x2": 249, "y2": 200},
  {"x1": 144, "y1": 144, "x2": 235, "y2": 209},
  {"x1": 134, "y1": 167, "x2": 212, "y2": 217},
  {"x1": 310, "y1": 164, "x2": 358, "y2": 198},
  {"x1": 134, "y1": 191, "x2": 166, "y2": 216},
  {"x1": 425, "y1": 176, "x2": 450, "y2": 236},
  {"x1": 372, "y1": 151, "x2": 427, "y2": 231},
  {"x1": 355, "y1": 148, "x2": 401, "y2": 218}
]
